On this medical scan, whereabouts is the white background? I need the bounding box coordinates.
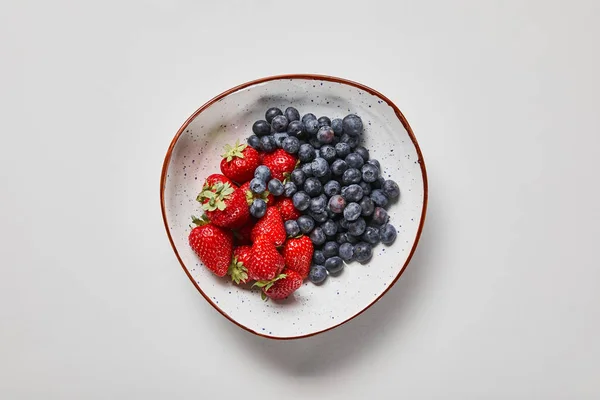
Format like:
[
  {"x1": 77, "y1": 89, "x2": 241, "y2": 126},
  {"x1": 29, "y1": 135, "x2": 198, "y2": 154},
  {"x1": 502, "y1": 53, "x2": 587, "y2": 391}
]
[{"x1": 1, "y1": 0, "x2": 599, "y2": 398}]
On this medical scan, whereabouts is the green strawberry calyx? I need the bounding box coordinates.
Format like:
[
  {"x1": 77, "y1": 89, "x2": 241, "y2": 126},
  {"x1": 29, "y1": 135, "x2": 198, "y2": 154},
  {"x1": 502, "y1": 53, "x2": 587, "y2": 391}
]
[
  {"x1": 191, "y1": 214, "x2": 210, "y2": 227},
  {"x1": 221, "y1": 139, "x2": 247, "y2": 162},
  {"x1": 228, "y1": 256, "x2": 248, "y2": 285},
  {"x1": 245, "y1": 189, "x2": 271, "y2": 206},
  {"x1": 253, "y1": 274, "x2": 287, "y2": 301},
  {"x1": 197, "y1": 181, "x2": 235, "y2": 212}
]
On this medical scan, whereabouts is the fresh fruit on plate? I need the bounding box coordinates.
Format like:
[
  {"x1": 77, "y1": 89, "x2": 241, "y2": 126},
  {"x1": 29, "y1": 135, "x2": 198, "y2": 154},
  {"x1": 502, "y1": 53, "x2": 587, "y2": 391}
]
[
  {"x1": 188, "y1": 215, "x2": 233, "y2": 277},
  {"x1": 197, "y1": 180, "x2": 250, "y2": 229},
  {"x1": 220, "y1": 140, "x2": 261, "y2": 183}
]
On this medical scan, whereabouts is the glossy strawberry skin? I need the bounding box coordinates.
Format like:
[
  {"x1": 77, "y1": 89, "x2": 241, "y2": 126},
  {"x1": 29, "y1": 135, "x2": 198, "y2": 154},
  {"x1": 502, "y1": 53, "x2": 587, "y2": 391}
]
[
  {"x1": 188, "y1": 224, "x2": 233, "y2": 277},
  {"x1": 220, "y1": 146, "x2": 260, "y2": 183},
  {"x1": 247, "y1": 237, "x2": 285, "y2": 281},
  {"x1": 229, "y1": 245, "x2": 252, "y2": 284},
  {"x1": 200, "y1": 185, "x2": 250, "y2": 229},
  {"x1": 282, "y1": 236, "x2": 313, "y2": 279},
  {"x1": 276, "y1": 197, "x2": 301, "y2": 221},
  {"x1": 262, "y1": 149, "x2": 297, "y2": 181},
  {"x1": 263, "y1": 269, "x2": 303, "y2": 300},
  {"x1": 250, "y1": 206, "x2": 286, "y2": 246},
  {"x1": 204, "y1": 174, "x2": 233, "y2": 188}
]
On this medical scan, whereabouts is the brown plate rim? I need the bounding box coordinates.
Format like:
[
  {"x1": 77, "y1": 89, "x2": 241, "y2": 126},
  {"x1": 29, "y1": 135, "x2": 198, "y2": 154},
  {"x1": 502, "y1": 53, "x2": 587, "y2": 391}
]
[{"x1": 160, "y1": 73, "x2": 429, "y2": 340}]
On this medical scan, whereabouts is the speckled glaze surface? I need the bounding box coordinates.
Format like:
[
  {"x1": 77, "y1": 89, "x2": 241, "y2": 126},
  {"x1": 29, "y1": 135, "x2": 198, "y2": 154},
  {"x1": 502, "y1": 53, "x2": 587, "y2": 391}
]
[{"x1": 161, "y1": 75, "x2": 427, "y2": 339}]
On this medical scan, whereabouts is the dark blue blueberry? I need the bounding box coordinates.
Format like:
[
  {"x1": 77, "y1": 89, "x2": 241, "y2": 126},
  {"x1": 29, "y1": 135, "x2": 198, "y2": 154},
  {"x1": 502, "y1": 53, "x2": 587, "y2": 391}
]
[
  {"x1": 254, "y1": 165, "x2": 271, "y2": 181},
  {"x1": 371, "y1": 207, "x2": 389, "y2": 225},
  {"x1": 311, "y1": 157, "x2": 329, "y2": 177},
  {"x1": 268, "y1": 178, "x2": 284, "y2": 196},
  {"x1": 310, "y1": 210, "x2": 328, "y2": 223},
  {"x1": 340, "y1": 133, "x2": 359, "y2": 148},
  {"x1": 345, "y1": 153, "x2": 364, "y2": 169},
  {"x1": 298, "y1": 143, "x2": 316, "y2": 162},
  {"x1": 342, "y1": 114, "x2": 363, "y2": 136},
  {"x1": 331, "y1": 159, "x2": 348, "y2": 176},
  {"x1": 304, "y1": 177, "x2": 322, "y2": 197},
  {"x1": 361, "y1": 226, "x2": 380, "y2": 244},
  {"x1": 304, "y1": 118, "x2": 319, "y2": 135},
  {"x1": 354, "y1": 146, "x2": 369, "y2": 161},
  {"x1": 301, "y1": 162, "x2": 313, "y2": 177},
  {"x1": 344, "y1": 184, "x2": 363, "y2": 202},
  {"x1": 328, "y1": 195, "x2": 346, "y2": 214},
  {"x1": 361, "y1": 163, "x2": 379, "y2": 183},
  {"x1": 260, "y1": 135, "x2": 277, "y2": 152},
  {"x1": 338, "y1": 243, "x2": 354, "y2": 261},
  {"x1": 353, "y1": 242, "x2": 372, "y2": 263},
  {"x1": 310, "y1": 194, "x2": 328, "y2": 213},
  {"x1": 367, "y1": 159, "x2": 381, "y2": 171},
  {"x1": 297, "y1": 215, "x2": 315, "y2": 233},
  {"x1": 342, "y1": 168, "x2": 361, "y2": 184},
  {"x1": 319, "y1": 145, "x2": 337, "y2": 163},
  {"x1": 250, "y1": 198, "x2": 267, "y2": 218},
  {"x1": 359, "y1": 197, "x2": 375, "y2": 216},
  {"x1": 340, "y1": 185, "x2": 348, "y2": 199},
  {"x1": 284, "y1": 107, "x2": 300, "y2": 122},
  {"x1": 265, "y1": 107, "x2": 283, "y2": 123},
  {"x1": 331, "y1": 118, "x2": 343, "y2": 135},
  {"x1": 325, "y1": 256, "x2": 344, "y2": 274},
  {"x1": 317, "y1": 116, "x2": 331, "y2": 127},
  {"x1": 309, "y1": 265, "x2": 328, "y2": 284},
  {"x1": 359, "y1": 181, "x2": 372, "y2": 196},
  {"x1": 323, "y1": 241, "x2": 339, "y2": 258},
  {"x1": 372, "y1": 176, "x2": 385, "y2": 189},
  {"x1": 301, "y1": 113, "x2": 317, "y2": 124},
  {"x1": 284, "y1": 181, "x2": 297, "y2": 197},
  {"x1": 338, "y1": 218, "x2": 349, "y2": 230},
  {"x1": 285, "y1": 220, "x2": 300, "y2": 237},
  {"x1": 250, "y1": 178, "x2": 266, "y2": 194},
  {"x1": 272, "y1": 132, "x2": 288, "y2": 148},
  {"x1": 290, "y1": 169, "x2": 306, "y2": 186},
  {"x1": 347, "y1": 217, "x2": 366, "y2": 236},
  {"x1": 322, "y1": 219, "x2": 338, "y2": 236},
  {"x1": 292, "y1": 191, "x2": 310, "y2": 211},
  {"x1": 287, "y1": 120, "x2": 304, "y2": 138},
  {"x1": 317, "y1": 126, "x2": 335, "y2": 144},
  {"x1": 335, "y1": 142, "x2": 351, "y2": 158},
  {"x1": 282, "y1": 136, "x2": 300, "y2": 154},
  {"x1": 318, "y1": 170, "x2": 333, "y2": 185},
  {"x1": 383, "y1": 180, "x2": 400, "y2": 199},
  {"x1": 313, "y1": 250, "x2": 326, "y2": 265},
  {"x1": 343, "y1": 202, "x2": 362, "y2": 221},
  {"x1": 308, "y1": 137, "x2": 322, "y2": 149},
  {"x1": 336, "y1": 232, "x2": 348, "y2": 244},
  {"x1": 371, "y1": 189, "x2": 389, "y2": 207},
  {"x1": 247, "y1": 135, "x2": 262, "y2": 150},
  {"x1": 323, "y1": 180, "x2": 341, "y2": 197},
  {"x1": 252, "y1": 120, "x2": 271, "y2": 136},
  {"x1": 271, "y1": 115, "x2": 289, "y2": 133},
  {"x1": 346, "y1": 233, "x2": 361, "y2": 244},
  {"x1": 380, "y1": 224, "x2": 397, "y2": 244},
  {"x1": 309, "y1": 226, "x2": 326, "y2": 246}
]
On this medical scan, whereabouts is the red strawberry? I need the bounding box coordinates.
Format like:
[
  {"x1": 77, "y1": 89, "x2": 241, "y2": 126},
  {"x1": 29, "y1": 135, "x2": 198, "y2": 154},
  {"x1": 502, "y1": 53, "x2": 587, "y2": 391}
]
[
  {"x1": 282, "y1": 236, "x2": 313, "y2": 279},
  {"x1": 188, "y1": 216, "x2": 233, "y2": 277},
  {"x1": 262, "y1": 149, "x2": 298, "y2": 181},
  {"x1": 250, "y1": 206, "x2": 286, "y2": 246},
  {"x1": 276, "y1": 197, "x2": 301, "y2": 221},
  {"x1": 204, "y1": 174, "x2": 233, "y2": 188},
  {"x1": 197, "y1": 181, "x2": 250, "y2": 229},
  {"x1": 228, "y1": 245, "x2": 252, "y2": 284},
  {"x1": 220, "y1": 140, "x2": 260, "y2": 183},
  {"x1": 247, "y1": 236, "x2": 285, "y2": 281},
  {"x1": 233, "y1": 220, "x2": 255, "y2": 246},
  {"x1": 240, "y1": 181, "x2": 274, "y2": 207},
  {"x1": 256, "y1": 269, "x2": 303, "y2": 300}
]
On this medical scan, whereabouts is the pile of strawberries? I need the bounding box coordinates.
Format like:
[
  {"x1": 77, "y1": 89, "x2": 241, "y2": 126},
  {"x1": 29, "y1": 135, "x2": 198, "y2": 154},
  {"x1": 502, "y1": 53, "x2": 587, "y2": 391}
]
[{"x1": 188, "y1": 142, "x2": 314, "y2": 300}]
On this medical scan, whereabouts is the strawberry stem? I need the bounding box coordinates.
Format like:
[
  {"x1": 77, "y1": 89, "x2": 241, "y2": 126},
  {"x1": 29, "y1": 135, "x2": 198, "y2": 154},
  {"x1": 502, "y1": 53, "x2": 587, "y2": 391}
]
[{"x1": 221, "y1": 139, "x2": 247, "y2": 162}]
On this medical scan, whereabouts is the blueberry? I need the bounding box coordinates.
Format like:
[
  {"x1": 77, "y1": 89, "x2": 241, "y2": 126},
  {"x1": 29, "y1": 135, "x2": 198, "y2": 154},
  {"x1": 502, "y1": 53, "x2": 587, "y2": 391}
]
[
  {"x1": 338, "y1": 218, "x2": 349, "y2": 230},
  {"x1": 359, "y1": 181, "x2": 372, "y2": 196},
  {"x1": 285, "y1": 220, "x2": 300, "y2": 237},
  {"x1": 380, "y1": 224, "x2": 397, "y2": 244},
  {"x1": 325, "y1": 256, "x2": 344, "y2": 274},
  {"x1": 304, "y1": 177, "x2": 322, "y2": 197},
  {"x1": 346, "y1": 233, "x2": 361, "y2": 244},
  {"x1": 292, "y1": 191, "x2": 310, "y2": 211},
  {"x1": 347, "y1": 217, "x2": 366, "y2": 236},
  {"x1": 367, "y1": 159, "x2": 381, "y2": 171},
  {"x1": 383, "y1": 180, "x2": 400, "y2": 199},
  {"x1": 254, "y1": 165, "x2": 271, "y2": 181},
  {"x1": 287, "y1": 120, "x2": 304, "y2": 138},
  {"x1": 290, "y1": 169, "x2": 306, "y2": 186},
  {"x1": 311, "y1": 157, "x2": 329, "y2": 177},
  {"x1": 343, "y1": 202, "x2": 362, "y2": 221},
  {"x1": 301, "y1": 162, "x2": 313, "y2": 177},
  {"x1": 319, "y1": 145, "x2": 337, "y2": 163},
  {"x1": 345, "y1": 153, "x2": 364, "y2": 169},
  {"x1": 272, "y1": 132, "x2": 289, "y2": 148},
  {"x1": 250, "y1": 198, "x2": 267, "y2": 218},
  {"x1": 304, "y1": 118, "x2": 319, "y2": 135},
  {"x1": 265, "y1": 107, "x2": 283, "y2": 123},
  {"x1": 309, "y1": 226, "x2": 326, "y2": 245},
  {"x1": 250, "y1": 178, "x2": 266, "y2": 194},
  {"x1": 317, "y1": 116, "x2": 331, "y2": 127},
  {"x1": 282, "y1": 136, "x2": 300, "y2": 154},
  {"x1": 313, "y1": 250, "x2": 326, "y2": 265},
  {"x1": 318, "y1": 171, "x2": 333, "y2": 186},
  {"x1": 355, "y1": 146, "x2": 369, "y2": 161},
  {"x1": 310, "y1": 210, "x2": 328, "y2": 223},
  {"x1": 331, "y1": 118, "x2": 343, "y2": 135},
  {"x1": 344, "y1": 184, "x2": 363, "y2": 202},
  {"x1": 260, "y1": 135, "x2": 276, "y2": 152},
  {"x1": 372, "y1": 176, "x2": 385, "y2": 189},
  {"x1": 268, "y1": 178, "x2": 284, "y2": 196},
  {"x1": 247, "y1": 135, "x2": 262, "y2": 150},
  {"x1": 361, "y1": 163, "x2": 379, "y2": 183},
  {"x1": 338, "y1": 243, "x2": 354, "y2": 261},
  {"x1": 323, "y1": 241, "x2": 339, "y2": 258},
  {"x1": 252, "y1": 120, "x2": 271, "y2": 136},
  {"x1": 297, "y1": 215, "x2": 315, "y2": 233},
  {"x1": 371, "y1": 189, "x2": 389, "y2": 207},
  {"x1": 301, "y1": 113, "x2": 317, "y2": 123},
  {"x1": 359, "y1": 197, "x2": 375, "y2": 216},
  {"x1": 322, "y1": 219, "x2": 338, "y2": 236},
  {"x1": 271, "y1": 115, "x2": 289, "y2": 133},
  {"x1": 342, "y1": 114, "x2": 363, "y2": 136},
  {"x1": 284, "y1": 182, "x2": 297, "y2": 197},
  {"x1": 308, "y1": 137, "x2": 322, "y2": 149},
  {"x1": 340, "y1": 133, "x2": 360, "y2": 148},
  {"x1": 361, "y1": 226, "x2": 380, "y2": 244},
  {"x1": 309, "y1": 265, "x2": 328, "y2": 284},
  {"x1": 353, "y1": 242, "x2": 372, "y2": 263},
  {"x1": 371, "y1": 207, "x2": 389, "y2": 225},
  {"x1": 285, "y1": 107, "x2": 300, "y2": 122},
  {"x1": 331, "y1": 159, "x2": 348, "y2": 176},
  {"x1": 328, "y1": 195, "x2": 346, "y2": 214},
  {"x1": 340, "y1": 185, "x2": 348, "y2": 199},
  {"x1": 310, "y1": 194, "x2": 328, "y2": 213},
  {"x1": 316, "y1": 126, "x2": 335, "y2": 144},
  {"x1": 342, "y1": 168, "x2": 361, "y2": 184},
  {"x1": 336, "y1": 232, "x2": 348, "y2": 244},
  {"x1": 323, "y1": 180, "x2": 341, "y2": 197},
  {"x1": 298, "y1": 143, "x2": 316, "y2": 163},
  {"x1": 335, "y1": 142, "x2": 351, "y2": 158}
]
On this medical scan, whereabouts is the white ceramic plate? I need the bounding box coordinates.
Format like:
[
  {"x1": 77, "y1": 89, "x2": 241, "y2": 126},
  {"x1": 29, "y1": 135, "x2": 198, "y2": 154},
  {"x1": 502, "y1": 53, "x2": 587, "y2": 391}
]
[{"x1": 161, "y1": 74, "x2": 428, "y2": 339}]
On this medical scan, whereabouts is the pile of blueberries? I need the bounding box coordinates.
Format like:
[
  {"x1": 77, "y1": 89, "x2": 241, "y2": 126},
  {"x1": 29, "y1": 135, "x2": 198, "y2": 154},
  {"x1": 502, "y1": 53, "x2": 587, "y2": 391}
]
[{"x1": 247, "y1": 107, "x2": 399, "y2": 285}]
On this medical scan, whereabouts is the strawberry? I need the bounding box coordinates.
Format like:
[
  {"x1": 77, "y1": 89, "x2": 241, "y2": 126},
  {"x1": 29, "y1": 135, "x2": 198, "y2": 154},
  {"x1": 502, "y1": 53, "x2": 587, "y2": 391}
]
[
  {"x1": 240, "y1": 181, "x2": 274, "y2": 207},
  {"x1": 197, "y1": 181, "x2": 250, "y2": 229},
  {"x1": 262, "y1": 149, "x2": 298, "y2": 181},
  {"x1": 188, "y1": 216, "x2": 233, "y2": 277},
  {"x1": 282, "y1": 235, "x2": 313, "y2": 279},
  {"x1": 250, "y1": 206, "x2": 286, "y2": 246},
  {"x1": 233, "y1": 219, "x2": 255, "y2": 246},
  {"x1": 204, "y1": 173, "x2": 233, "y2": 188},
  {"x1": 276, "y1": 197, "x2": 301, "y2": 221},
  {"x1": 255, "y1": 269, "x2": 303, "y2": 300},
  {"x1": 247, "y1": 236, "x2": 285, "y2": 281},
  {"x1": 228, "y1": 245, "x2": 252, "y2": 284},
  {"x1": 220, "y1": 140, "x2": 260, "y2": 183}
]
